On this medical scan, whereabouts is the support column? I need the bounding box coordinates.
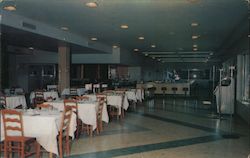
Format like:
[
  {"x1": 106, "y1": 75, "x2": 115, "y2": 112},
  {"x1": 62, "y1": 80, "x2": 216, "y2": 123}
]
[
  {"x1": 0, "y1": 24, "x2": 2, "y2": 90},
  {"x1": 58, "y1": 42, "x2": 70, "y2": 93}
]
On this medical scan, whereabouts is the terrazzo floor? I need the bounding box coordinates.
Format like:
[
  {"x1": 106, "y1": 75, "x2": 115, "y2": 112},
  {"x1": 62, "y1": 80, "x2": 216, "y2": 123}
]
[
  {"x1": 3, "y1": 96, "x2": 250, "y2": 158},
  {"x1": 68, "y1": 96, "x2": 250, "y2": 158}
]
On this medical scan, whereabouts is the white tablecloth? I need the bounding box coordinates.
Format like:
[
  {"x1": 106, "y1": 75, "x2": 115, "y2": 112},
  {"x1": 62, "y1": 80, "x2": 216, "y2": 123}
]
[
  {"x1": 135, "y1": 89, "x2": 144, "y2": 102},
  {"x1": 5, "y1": 95, "x2": 27, "y2": 109},
  {"x1": 61, "y1": 88, "x2": 86, "y2": 96},
  {"x1": 45, "y1": 100, "x2": 109, "y2": 130},
  {"x1": 0, "y1": 110, "x2": 76, "y2": 156},
  {"x1": 30, "y1": 91, "x2": 59, "y2": 103},
  {"x1": 4, "y1": 88, "x2": 24, "y2": 95},
  {"x1": 84, "y1": 94, "x2": 129, "y2": 115},
  {"x1": 125, "y1": 90, "x2": 137, "y2": 102}
]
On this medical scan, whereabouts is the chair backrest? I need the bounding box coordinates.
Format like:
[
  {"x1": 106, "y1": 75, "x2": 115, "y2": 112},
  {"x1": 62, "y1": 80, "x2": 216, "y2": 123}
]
[
  {"x1": 64, "y1": 99, "x2": 78, "y2": 115},
  {"x1": 2, "y1": 109, "x2": 24, "y2": 138},
  {"x1": 36, "y1": 103, "x2": 53, "y2": 110},
  {"x1": 59, "y1": 106, "x2": 72, "y2": 138},
  {"x1": 69, "y1": 88, "x2": 77, "y2": 95},
  {"x1": 75, "y1": 96, "x2": 89, "y2": 101},
  {"x1": 0, "y1": 95, "x2": 6, "y2": 109},
  {"x1": 10, "y1": 88, "x2": 15, "y2": 95},
  {"x1": 96, "y1": 96, "x2": 106, "y2": 120},
  {"x1": 34, "y1": 90, "x2": 45, "y2": 105},
  {"x1": 35, "y1": 90, "x2": 44, "y2": 98},
  {"x1": 115, "y1": 91, "x2": 125, "y2": 108},
  {"x1": 161, "y1": 87, "x2": 167, "y2": 91}
]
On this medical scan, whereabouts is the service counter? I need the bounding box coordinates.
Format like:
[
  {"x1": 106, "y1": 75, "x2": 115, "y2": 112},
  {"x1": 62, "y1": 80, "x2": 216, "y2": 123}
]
[{"x1": 137, "y1": 81, "x2": 191, "y2": 95}]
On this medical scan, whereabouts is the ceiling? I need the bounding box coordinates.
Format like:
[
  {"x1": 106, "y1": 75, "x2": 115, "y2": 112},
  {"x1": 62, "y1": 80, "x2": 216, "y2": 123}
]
[{"x1": 1, "y1": 0, "x2": 249, "y2": 63}]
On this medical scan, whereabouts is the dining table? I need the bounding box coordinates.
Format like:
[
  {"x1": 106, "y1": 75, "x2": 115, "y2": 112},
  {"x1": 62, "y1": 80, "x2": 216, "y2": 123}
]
[
  {"x1": 61, "y1": 88, "x2": 87, "y2": 96},
  {"x1": 5, "y1": 95, "x2": 27, "y2": 109},
  {"x1": 0, "y1": 109, "x2": 76, "y2": 156},
  {"x1": 30, "y1": 91, "x2": 59, "y2": 103},
  {"x1": 84, "y1": 94, "x2": 129, "y2": 115},
  {"x1": 45, "y1": 99, "x2": 109, "y2": 130}
]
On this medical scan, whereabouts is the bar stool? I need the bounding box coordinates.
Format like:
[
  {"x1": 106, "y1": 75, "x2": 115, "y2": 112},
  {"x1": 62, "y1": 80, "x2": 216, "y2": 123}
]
[
  {"x1": 172, "y1": 87, "x2": 178, "y2": 110},
  {"x1": 161, "y1": 87, "x2": 167, "y2": 110},
  {"x1": 183, "y1": 87, "x2": 189, "y2": 110},
  {"x1": 149, "y1": 87, "x2": 156, "y2": 98}
]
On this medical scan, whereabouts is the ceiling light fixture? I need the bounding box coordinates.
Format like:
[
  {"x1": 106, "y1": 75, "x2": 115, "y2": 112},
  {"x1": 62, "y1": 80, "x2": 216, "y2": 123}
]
[
  {"x1": 193, "y1": 48, "x2": 198, "y2": 51},
  {"x1": 3, "y1": 5, "x2": 16, "y2": 11},
  {"x1": 193, "y1": 44, "x2": 198, "y2": 47},
  {"x1": 191, "y1": 22, "x2": 199, "y2": 27},
  {"x1": 120, "y1": 24, "x2": 129, "y2": 29},
  {"x1": 112, "y1": 45, "x2": 118, "y2": 49},
  {"x1": 145, "y1": 54, "x2": 148, "y2": 56},
  {"x1": 61, "y1": 27, "x2": 69, "y2": 31},
  {"x1": 192, "y1": 35, "x2": 200, "y2": 39},
  {"x1": 28, "y1": 47, "x2": 34, "y2": 50},
  {"x1": 90, "y1": 37, "x2": 98, "y2": 41},
  {"x1": 151, "y1": 44, "x2": 156, "y2": 48},
  {"x1": 134, "y1": 48, "x2": 139, "y2": 52},
  {"x1": 85, "y1": 2, "x2": 98, "y2": 8},
  {"x1": 138, "y1": 36, "x2": 144, "y2": 40}
]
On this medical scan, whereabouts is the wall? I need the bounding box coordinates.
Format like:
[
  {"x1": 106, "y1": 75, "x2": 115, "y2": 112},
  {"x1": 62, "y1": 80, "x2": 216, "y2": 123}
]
[{"x1": 128, "y1": 67, "x2": 141, "y2": 82}]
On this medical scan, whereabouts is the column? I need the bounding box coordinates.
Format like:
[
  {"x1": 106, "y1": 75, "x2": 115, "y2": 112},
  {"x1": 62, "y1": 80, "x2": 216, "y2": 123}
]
[
  {"x1": 0, "y1": 24, "x2": 2, "y2": 90},
  {"x1": 58, "y1": 42, "x2": 70, "y2": 93}
]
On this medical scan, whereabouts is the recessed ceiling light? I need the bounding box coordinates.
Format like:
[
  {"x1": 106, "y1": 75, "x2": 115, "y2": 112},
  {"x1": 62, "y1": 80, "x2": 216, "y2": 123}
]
[
  {"x1": 209, "y1": 52, "x2": 213, "y2": 55},
  {"x1": 120, "y1": 24, "x2": 129, "y2": 29},
  {"x1": 86, "y1": 2, "x2": 98, "y2": 8},
  {"x1": 151, "y1": 44, "x2": 156, "y2": 48},
  {"x1": 134, "y1": 48, "x2": 139, "y2": 52},
  {"x1": 112, "y1": 45, "x2": 118, "y2": 49},
  {"x1": 138, "y1": 36, "x2": 144, "y2": 40},
  {"x1": 28, "y1": 47, "x2": 34, "y2": 50},
  {"x1": 90, "y1": 37, "x2": 98, "y2": 41},
  {"x1": 192, "y1": 35, "x2": 200, "y2": 39},
  {"x1": 191, "y1": 22, "x2": 199, "y2": 27},
  {"x1": 3, "y1": 5, "x2": 16, "y2": 11},
  {"x1": 145, "y1": 54, "x2": 148, "y2": 56},
  {"x1": 193, "y1": 48, "x2": 198, "y2": 51},
  {"x1": 157, "y1": 59, "x2": 161, "y2": 61},
  {"x1": 61, "y1": 27, "x2": 69, "y2": 31},
  {"x1": 248, "y1": 34, "x2": 250, "y2": 38},
  {"x1": 193, "y1": 44, "x2": 198, "y2": 47}
]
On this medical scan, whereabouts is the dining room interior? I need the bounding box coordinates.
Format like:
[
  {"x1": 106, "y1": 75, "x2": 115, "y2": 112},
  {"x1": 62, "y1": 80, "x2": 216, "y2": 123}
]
[{"x1": 0, "y1": 0, "x2": 249, "y2": 158}]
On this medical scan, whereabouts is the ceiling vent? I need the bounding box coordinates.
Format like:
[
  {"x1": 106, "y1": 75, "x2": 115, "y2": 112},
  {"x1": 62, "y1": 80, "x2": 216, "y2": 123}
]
[{"x1": 22, "y1": 22, "x2": 36, "y2": 30}]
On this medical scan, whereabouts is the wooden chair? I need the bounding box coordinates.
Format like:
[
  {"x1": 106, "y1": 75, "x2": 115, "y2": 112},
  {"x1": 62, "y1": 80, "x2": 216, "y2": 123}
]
[
  {"x1": 0, "y1": 95, "x2": 6, "y2": 109},
  {"x1": 69, "y1": 88, "x2": 78, "y2": 98},
  {"x1": 2, "y1": 109, "x2": 40, "y2": 158},
  {"x1": 96, "y1": 95, "x2": 106, "y2": 134},
  {"x1": 108, "y1": 91, "x2": 125, "y2": 120},
  {"x1": 58, "y1": 106, "x2": 72, "y2": 158},
  {"x1": 34, "y1": 90, "x2": 45, "y2": 108},
  {"x1": 64, "y1": 99, "x2": 82, "y2": 138},
  {"x1": 75, "y1": 96, "x2": 89, "y2": 101},
  {"x1": 36, "y1": 103, "x2": 53, "y2": 110}
]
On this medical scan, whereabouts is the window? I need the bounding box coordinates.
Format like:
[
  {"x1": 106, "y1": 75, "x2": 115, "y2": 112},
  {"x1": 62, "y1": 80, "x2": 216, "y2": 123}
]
[{"x1": 236, "y1": 53, "x2": 249, "y2": 103}]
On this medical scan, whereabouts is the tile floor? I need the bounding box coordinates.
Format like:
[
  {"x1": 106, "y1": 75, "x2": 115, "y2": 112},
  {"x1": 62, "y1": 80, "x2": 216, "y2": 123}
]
[
  {"x1": 68, "y1": 96, "x2": 250, "y2": 158},
  {"x1": 2, "y1": 96, "x2": 250, "y2": 158}
]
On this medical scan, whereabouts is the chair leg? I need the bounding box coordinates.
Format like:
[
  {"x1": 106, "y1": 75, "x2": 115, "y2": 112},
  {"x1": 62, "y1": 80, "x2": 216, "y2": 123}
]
[
  {"x1": 59, "y1": 138, "x2": 63, "y2": 158},
  {"x1": 21, "y1": 141, "x2": 25, "y2": 158},
  {"x1": 36, "y1": 142, "x2": 41, "y2": 158},
  {"x1": 4, "y1": 141, "x2": 8, "y2": 158},
  {"x1": 66, "y1": 136, "x2": 70, "y2": 156}
]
